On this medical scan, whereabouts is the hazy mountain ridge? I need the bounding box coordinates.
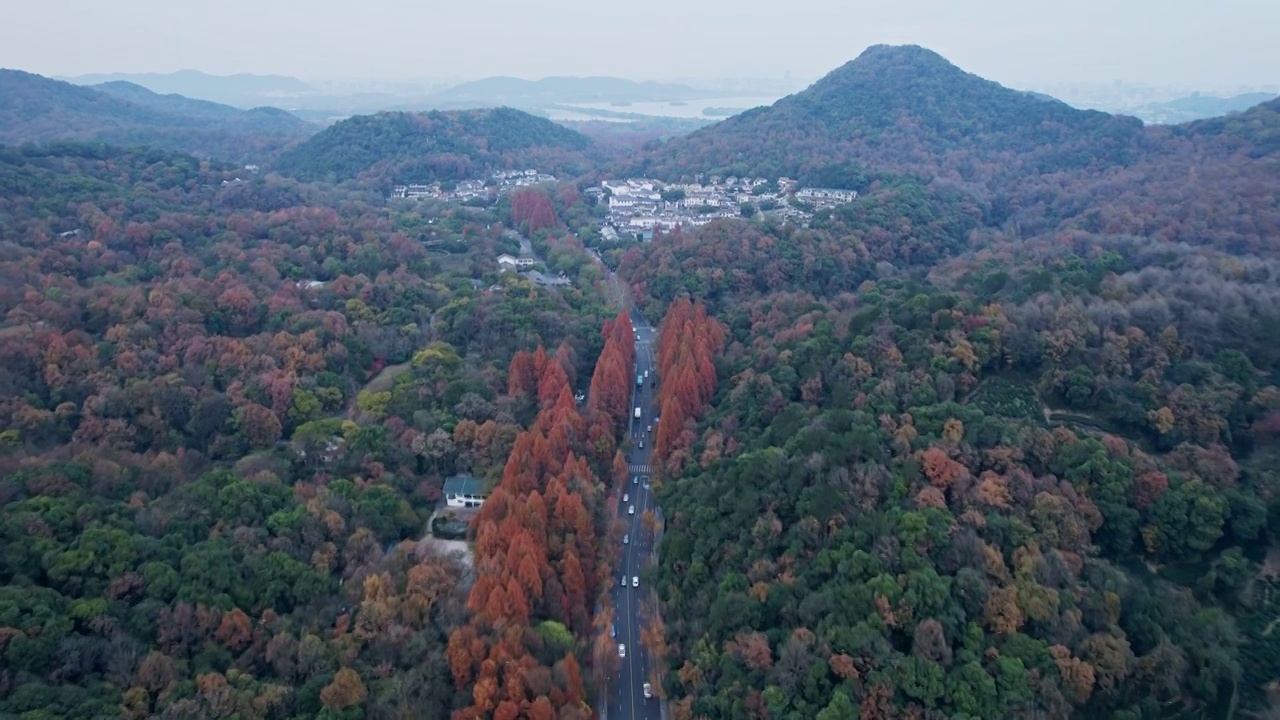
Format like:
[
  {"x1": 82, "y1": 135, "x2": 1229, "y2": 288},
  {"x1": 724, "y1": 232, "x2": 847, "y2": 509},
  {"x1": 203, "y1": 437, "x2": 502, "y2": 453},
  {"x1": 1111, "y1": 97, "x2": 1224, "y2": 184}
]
[
  {"x1": 61, "y1": 69, "x2": 725, "y2": 121},
  {"x1": 91, "y1": 80, "x2": 315, "y2": 136},
  {"x1": 60, "y1": 69, "x2": 315, "y2": 108},
  {"x1": 1134, "y1": 91, "x2": 1277, "y2": 124},
  {"x1": 0, "y1": 69, "x2": 315, "y2": 162},
  {"x1": 273, "y1": 107, "x2": 594, "y2": 185}
]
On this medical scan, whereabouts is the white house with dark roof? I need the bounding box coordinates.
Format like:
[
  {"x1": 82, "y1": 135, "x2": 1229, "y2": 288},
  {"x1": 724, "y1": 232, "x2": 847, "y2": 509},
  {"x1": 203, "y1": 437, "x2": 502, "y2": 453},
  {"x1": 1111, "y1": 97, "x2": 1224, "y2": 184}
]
[
  {"x1": 497, "y1": 254, "x2": 536, "y2": 271},
  {"x1": 443, "y1": 474, "x2": 488, "y2": 508}
]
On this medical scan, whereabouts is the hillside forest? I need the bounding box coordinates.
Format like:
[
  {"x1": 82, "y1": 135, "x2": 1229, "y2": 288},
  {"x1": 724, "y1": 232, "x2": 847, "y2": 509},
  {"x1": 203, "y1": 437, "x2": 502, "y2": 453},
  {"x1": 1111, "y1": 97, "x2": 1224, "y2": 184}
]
[
  {"x1": 0, "y1": 142, "x2": 640, "y2": 719},
  {"x1": 613, "y1": 47, "x2": 1280, "y2": 720},
  {"x1": 2, "y1": 42, "x2": 1280, "y2": 720}
]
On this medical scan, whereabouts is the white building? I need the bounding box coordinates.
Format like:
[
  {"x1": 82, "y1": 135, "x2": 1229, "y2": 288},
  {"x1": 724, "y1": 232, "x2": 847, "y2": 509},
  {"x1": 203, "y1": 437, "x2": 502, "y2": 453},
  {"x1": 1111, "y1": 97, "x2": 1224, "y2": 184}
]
[
  {"x1": 444, "y1": 474, "x2": 488, "y2": 508},
  {"x1": 796, "y1": 187, "x2": 859, "y2": 203},
  {"x1": 497, "y1": 254, "x2": 537, "y2": 271}
]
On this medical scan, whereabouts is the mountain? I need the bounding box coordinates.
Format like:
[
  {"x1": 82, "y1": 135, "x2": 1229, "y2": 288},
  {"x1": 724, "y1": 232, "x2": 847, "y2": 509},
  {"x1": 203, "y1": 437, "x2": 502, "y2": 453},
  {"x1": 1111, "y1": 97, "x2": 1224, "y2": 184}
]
[
  {"x1": 627, "y1": 44, "x2": 1145, "y2": 189},
  {"x1": 92, "y1": 81, "x2": 315, "y2": 136},
  {"x1": 1179, "y1": 95, "x2": 1280, "y2": 157},
  {"x1": 1135, "y1": 91, "x2": 1277, "y2": 124},
  {"x1": 0, "y1": 69, "x2": 315, "y2": 162},
  {"x1": 429, "y1": 76, "x2": 712, "y2": 106},
  {"x1": 273, "y1": 107, "x2": 593, "y2": 184},
  {"x1": 59, "y1": 69, "x2": 314, "y2": 108}
]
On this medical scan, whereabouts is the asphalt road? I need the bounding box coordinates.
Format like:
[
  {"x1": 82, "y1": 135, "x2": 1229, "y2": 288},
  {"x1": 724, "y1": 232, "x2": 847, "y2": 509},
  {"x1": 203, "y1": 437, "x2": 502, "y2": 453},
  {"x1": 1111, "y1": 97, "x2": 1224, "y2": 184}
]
[{"x1": 604, "y1": 314, "x2": 663, "y2": 720}]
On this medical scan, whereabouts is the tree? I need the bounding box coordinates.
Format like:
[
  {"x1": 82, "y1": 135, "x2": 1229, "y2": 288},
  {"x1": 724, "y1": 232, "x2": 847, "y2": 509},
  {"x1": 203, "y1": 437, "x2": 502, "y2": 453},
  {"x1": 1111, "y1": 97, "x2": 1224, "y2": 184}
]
[
  {"x1": 320, "y1": 667, "x2": 368, "y2": 709},
  {"x1": 511, "y1": 189, "x2": 558, "y2": 231},
  {"x1": 237, "y1": 403, "x2": 282, "y2": 449},
  {"x1": 214, "y1": 608, "x2": 252, "y2": 651},
  {"x1": 725, "y1": 631, "x2": 773, "y2": 670}
]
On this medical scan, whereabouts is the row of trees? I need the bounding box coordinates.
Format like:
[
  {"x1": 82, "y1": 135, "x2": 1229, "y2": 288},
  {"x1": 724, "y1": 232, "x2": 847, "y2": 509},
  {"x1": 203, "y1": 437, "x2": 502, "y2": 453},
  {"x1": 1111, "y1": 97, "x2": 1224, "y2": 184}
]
[
  {"x1": 652, "y1": 299, "x2": 725, "y2": 477},
  {"x1": 587, "y1": 312, "x2": 635, "y2": 435},
  {"x1": 446, "y1": 312, "x2": 637, "y2": 719}
]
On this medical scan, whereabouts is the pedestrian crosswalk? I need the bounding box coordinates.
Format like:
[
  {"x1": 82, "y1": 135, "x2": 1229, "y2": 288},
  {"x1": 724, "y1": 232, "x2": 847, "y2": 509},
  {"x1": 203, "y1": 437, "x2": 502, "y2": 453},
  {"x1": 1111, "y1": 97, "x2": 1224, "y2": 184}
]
[{"x1": 629, "y1": 464, "x2": 651, "y2": 475}]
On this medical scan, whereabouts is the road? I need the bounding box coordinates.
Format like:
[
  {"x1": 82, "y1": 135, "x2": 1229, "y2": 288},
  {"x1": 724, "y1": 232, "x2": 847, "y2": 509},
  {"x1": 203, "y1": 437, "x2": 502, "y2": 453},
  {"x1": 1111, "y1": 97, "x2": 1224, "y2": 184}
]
[{"x1": 604, "y1": 313, "x2": 663, "y2": 720}]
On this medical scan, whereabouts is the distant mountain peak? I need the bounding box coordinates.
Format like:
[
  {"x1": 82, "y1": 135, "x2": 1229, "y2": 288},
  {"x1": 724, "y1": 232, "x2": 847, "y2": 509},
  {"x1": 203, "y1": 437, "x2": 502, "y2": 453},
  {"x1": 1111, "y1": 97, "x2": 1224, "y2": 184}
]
[
  {"x1": 799, "y1": 44, "x2": 991, "y2": 104},
  {"x1": 627, "y1": 44, "x2": 1143, "y2": 183}
]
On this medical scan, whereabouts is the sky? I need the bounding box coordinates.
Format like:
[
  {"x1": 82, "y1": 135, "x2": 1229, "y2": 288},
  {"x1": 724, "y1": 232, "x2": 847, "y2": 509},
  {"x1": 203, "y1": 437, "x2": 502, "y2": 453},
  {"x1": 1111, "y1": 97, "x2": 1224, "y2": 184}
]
[{"x1": 3, "y1": 0, "x2": 1277, "y2": 90}]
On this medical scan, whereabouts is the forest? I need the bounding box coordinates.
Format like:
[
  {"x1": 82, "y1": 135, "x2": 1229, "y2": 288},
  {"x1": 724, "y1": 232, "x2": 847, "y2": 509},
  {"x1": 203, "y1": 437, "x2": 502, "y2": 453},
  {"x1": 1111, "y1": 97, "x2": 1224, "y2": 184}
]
[
  {"x1": 628, "y1": 234, "x2": 1280, "y2": 719},
  {"x1": 273, "y1": 109, "x2": 596, "y2": 187},
  {"x1": 0, "y1": 142, "x2": 634, "y2": 718},
  {"x1": 4, "y1": 39, "x2": 1280, "y2": 720},
  {"x1": 0, "y1": 71, "x2": 315, "y2": 164},
  {"x1": 624, "y1": 45, "x2": 1280, "y2": 264},
  {"x1": 606, "y1": 43, "x2": 1280, "y2": 720}
]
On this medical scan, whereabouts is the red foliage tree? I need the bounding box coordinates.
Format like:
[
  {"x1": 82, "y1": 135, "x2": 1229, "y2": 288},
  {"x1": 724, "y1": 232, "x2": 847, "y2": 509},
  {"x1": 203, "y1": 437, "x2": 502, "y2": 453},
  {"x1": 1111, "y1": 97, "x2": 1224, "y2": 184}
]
[
  {"x1": 511, "y1": 189, "x2": 559, "y2": 232},
  {"x1": 450, "y1": 316, "x2": 636, "y2": 718},
  {"x1": 653, "y1": 298, "x2": 725, "y2": 472}
]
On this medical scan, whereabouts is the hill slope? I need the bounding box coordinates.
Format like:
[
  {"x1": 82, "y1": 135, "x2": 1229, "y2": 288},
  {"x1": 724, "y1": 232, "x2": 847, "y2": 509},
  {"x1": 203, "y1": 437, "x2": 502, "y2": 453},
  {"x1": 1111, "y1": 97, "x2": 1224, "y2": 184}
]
[
  {"x1": 273, "y1": 107, "x2": 593, "y2": 184},
  {"x1": 0, "y1": 69, "x2": 315, "y2": 162},
  {"x1": 627, "y1": 44, "x2": 1145, "y2": 188},
  {"x1": 1178, "y1": 95, "x2": 1280, "y2": 157}
]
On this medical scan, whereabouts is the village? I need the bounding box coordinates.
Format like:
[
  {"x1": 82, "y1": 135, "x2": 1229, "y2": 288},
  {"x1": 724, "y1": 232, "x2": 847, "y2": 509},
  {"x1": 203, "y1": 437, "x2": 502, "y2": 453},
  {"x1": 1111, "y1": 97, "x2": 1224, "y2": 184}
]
[
  {"x1": 587, "y1": 175, "x2": 858, "y2": 240},
  {"x1": 391, "y1": 168, "x2": 560, "y2": 202},
  {"x1": 392, "y1": 169, "x2": 861, "y2": 243}
]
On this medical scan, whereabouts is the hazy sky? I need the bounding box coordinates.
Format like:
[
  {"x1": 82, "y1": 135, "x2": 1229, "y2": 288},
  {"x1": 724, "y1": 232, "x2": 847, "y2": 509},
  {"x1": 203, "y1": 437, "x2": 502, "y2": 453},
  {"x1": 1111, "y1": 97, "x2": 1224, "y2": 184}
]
[{"x1": 3, "y1": 0, "x2": 1276, "y2": 89}]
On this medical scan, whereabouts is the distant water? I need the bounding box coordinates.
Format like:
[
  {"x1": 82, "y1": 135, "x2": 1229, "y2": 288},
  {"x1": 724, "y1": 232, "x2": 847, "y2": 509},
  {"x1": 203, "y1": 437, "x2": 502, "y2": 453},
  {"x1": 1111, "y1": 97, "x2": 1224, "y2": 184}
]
[
  {"x1": 543, "y1": 107, "x2": 633, "y2": 123},
  {"x1": 563, "y1": 96, "x2": 782, "y2": 120}
]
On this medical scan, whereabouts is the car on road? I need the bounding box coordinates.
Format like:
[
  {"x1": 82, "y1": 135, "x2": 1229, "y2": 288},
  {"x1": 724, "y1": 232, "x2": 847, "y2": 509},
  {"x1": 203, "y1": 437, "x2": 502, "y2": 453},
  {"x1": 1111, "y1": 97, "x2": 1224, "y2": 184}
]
[
  {"x1": 643, "y1": 683, "x2": 652, "y2": 699},
  {"x1": 623, "y1": 493, "x2": 629, "y2": 503},
  {"x1": 620, "y1": 576, "x2": 626, "y2": 586},
  {"x1": 638, "y1": 440, "x2": 644, "y2": 448},
  {"x1": 646, "y1": 424, "x2": 651, "y2": 433},
  {"x1": 629, "y1": 505, "x2": 635, "y2": 515},
  {"x1": 623, "y1": 534, "x2": 629, "y2": 544},
  {"x1": 632, "y1": 576, "x2": 639, "y2": 588},
  {"x1": 632, "y1": 476, "x2": 637, "y2": 485},
  {"x1": 618, "y1": 644, "x2": 626, "y2": 658}
]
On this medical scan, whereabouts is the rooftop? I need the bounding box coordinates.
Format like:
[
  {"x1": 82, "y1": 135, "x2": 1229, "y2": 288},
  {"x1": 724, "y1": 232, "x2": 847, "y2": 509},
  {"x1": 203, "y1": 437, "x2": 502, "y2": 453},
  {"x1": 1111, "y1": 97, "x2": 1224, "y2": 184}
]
[{"x1": 443, "y1": 474, "x2": 486, "y2": 497}]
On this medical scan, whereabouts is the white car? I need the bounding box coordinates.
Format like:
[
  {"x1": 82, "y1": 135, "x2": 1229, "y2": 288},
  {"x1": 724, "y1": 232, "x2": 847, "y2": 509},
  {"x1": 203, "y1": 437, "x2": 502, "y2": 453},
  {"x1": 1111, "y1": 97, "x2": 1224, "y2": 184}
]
[
  {"x1": 623, "y1": 534, "x2": 629, "y2": 545},
  {"x1": 632, "y1": 576, "x2": 639, "y2": 588},
  {"x1": 623, "y1": 493, "x2": 629, "y2": 503},
  {"x1": 643, "y1": 683, "x2": 652, "y2": 699},
  {"x1": 629, "y1": 505, "x2": 635, "y2": 515},
  {"x1": 638, "y1": 440, "x2": 644, "y2": 449},
  {"x1": 620, "y1": 576, "x2": 626, "y2": 587},
  {"x1": 618, "y1": 644, "x2": 626, "y2": 658}
]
